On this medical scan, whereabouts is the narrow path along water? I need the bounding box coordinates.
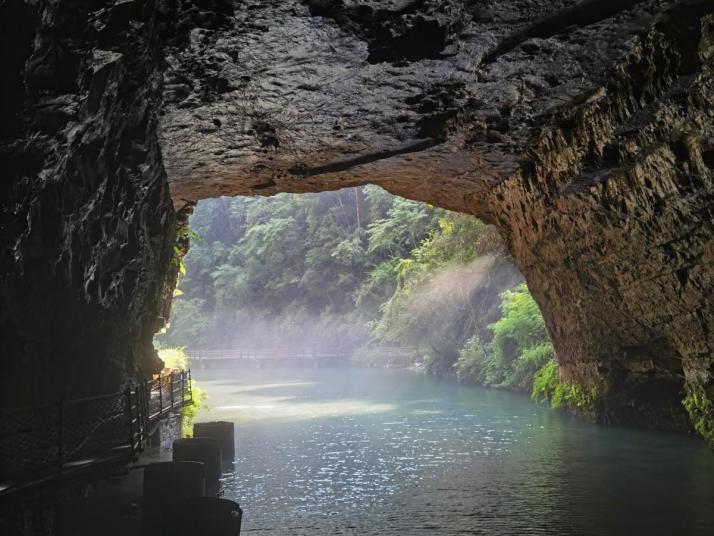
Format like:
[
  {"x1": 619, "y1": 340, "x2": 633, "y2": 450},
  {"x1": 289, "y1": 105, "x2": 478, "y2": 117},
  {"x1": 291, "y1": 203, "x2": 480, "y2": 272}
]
[{"x1": 192, "y1": 368, "x2": 714, "y2": 536}]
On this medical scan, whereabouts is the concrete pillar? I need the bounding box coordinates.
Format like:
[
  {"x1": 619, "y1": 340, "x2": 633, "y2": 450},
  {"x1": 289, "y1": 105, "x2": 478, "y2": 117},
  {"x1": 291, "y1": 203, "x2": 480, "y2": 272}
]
[
  {"x1": 172, "y1": 437, "x2": 222, "y2": 496},
  {"x1": 142, "y1": 461, "x2": 205, "y2": 532},
  {"x1": 194, "y1": 421, "x2": 235, "y2": 462}
]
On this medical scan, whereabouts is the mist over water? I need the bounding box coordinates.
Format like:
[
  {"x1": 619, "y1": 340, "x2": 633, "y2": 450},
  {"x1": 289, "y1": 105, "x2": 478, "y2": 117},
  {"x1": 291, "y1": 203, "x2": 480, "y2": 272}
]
[
  {"x1": 198, "y1": 312, "x2": 369, "y2": 352},
  {"x1": 193, "y1": 368, "x2": 714, "y2": 536},
  {"x1": 189, "y1": 256, "x2": 499, "y2": 353}
]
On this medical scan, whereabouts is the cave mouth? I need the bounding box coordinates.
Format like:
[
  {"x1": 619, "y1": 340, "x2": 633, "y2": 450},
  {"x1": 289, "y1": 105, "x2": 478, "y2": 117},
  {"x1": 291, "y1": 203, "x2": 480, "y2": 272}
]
[
  {"x1": 156, "y1": 187, "x2": 528, "y2": 382},
  {"x1": 161, "y1": 186, "x2": 698, "y2": 436}
]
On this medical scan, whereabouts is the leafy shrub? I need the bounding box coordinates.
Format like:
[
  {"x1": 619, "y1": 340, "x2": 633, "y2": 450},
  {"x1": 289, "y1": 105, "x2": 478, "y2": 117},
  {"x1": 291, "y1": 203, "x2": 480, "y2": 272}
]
[
  {"x1": 454, "y1": 283, "x2": 555, "y2": 391},
  {"x1": 158, "y1": 347, "x2": 207, "y2": 436},
  {"x1": 532, "y1": 360, "x2": 560, "y2": 402},
  {"x1": 532, "y1": 359, "x2": 598, "y2": 412},
  {"x1": 490, "y1": 283, "x2": 548, "y2": 369},
  {"x1": 683, "y1": 385, "x2": 714, "y2": 447},
  {"x1": 454, "y1": 335, "x2": 491, "y2": 382},
  {"x1": 158, "y1": 346, "x2": 190, "y2": 370},
  {"x1": 504, "y1": 341, "x2": 553, "y2": 390}
]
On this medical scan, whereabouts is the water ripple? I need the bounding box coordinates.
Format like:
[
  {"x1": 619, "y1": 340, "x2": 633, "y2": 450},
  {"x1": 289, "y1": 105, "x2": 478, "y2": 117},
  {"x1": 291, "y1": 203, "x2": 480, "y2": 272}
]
[{"x1": 195, "y1": 368, "x2": 714, "y2": 536}]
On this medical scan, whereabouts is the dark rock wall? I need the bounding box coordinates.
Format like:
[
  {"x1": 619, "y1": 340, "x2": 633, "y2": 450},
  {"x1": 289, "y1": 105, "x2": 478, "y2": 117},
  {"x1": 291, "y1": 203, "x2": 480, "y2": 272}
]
[
  {"x1": 0, "y1": 0, "x2": 175, "y2": 408},
  {"x1": 490, "y1": 7, "x2": 714, "y2": 429}
]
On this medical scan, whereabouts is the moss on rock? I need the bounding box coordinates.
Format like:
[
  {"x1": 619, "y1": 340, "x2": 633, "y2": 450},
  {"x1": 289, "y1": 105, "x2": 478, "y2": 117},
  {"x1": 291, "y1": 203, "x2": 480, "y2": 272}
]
[
  {"x1": 532, "y1": 360, "x2": 598, "y2": 417},
  {"x1": 683, "y1": 384, "x2": 714, "y2": 448}
]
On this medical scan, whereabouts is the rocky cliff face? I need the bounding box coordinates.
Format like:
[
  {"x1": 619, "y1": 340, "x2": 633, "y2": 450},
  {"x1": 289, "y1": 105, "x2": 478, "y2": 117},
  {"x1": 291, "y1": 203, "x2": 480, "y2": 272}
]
[
  {"x1": 490, "y1": 7, "x2": 714, "y2": 429},
  {"x1": 1, "y1": 0, "x2": 712, "y2": 437},
  {"x1": 0, "y1": 0, "x2": 175, "y2": 407}
]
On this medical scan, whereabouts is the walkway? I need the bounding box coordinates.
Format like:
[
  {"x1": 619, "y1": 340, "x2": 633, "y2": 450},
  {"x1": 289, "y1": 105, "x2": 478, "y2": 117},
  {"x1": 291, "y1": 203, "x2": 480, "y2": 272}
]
[{"x1": 0, "y1": 371, "x2": 192, "y2": 501}]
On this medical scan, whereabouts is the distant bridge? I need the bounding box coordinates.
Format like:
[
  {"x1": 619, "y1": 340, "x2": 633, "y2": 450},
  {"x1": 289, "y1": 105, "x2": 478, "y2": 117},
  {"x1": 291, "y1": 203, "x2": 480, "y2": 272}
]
[{"x1": 186, "y1": 348, "x2": 413, "y2": 368}]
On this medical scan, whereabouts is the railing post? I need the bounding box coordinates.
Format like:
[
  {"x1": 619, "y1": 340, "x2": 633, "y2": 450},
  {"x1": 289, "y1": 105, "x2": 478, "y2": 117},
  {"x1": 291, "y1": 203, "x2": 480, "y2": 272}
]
[
  {"x1": 158, "y1": 375, "x2": 163, "y2": 416},
  {"x1": 57, "y1": 396, "x2": 64, "y2": 478},
  {"x1": 144, "y1": 382, "x2": 150, "y2": 441},
  {"x1": 137, "y1": 383, "x2": 144, "y2": 448},
  {"x1": 188, "y1": 369, "x2": 193, "y2": 404},
  {"x1": 181, "y1": 370, "x2": 186, "y2": 405},
  {"x1": 170, "y1": 371, "x2": 175, "y2": 409},
  {"x1": 125, "y1": 387, "x2": 135, "y2": 455},
  {"x1": 144, "y1": 380, "x2": 151, "y2": 442}
]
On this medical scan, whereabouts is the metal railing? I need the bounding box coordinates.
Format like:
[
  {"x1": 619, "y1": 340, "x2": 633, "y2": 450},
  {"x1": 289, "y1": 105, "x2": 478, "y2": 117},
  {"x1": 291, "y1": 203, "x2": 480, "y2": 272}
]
[
  {"x1": 0, "y1": 371, "x2": 192, "y2": 497},
  {"x1": 144, "y1": 370, "x2": 193, "y2": 430}
]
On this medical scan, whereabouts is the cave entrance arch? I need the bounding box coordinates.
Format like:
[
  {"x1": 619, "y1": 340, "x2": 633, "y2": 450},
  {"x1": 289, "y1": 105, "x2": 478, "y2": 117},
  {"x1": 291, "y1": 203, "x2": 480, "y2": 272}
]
[
  {"x1": 157, "y1": 188, "x2": 525, "y2": 376},
  {"x1": 1, "y1": 0, "x2": 711, "y2": 438},
  {"x1": 158, "y1": 1, "x2": 714, "y2": 432}
]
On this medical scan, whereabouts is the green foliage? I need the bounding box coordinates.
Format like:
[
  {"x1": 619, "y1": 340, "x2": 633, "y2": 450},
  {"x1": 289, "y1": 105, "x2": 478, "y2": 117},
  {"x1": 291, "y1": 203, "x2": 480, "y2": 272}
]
[
  {"x1": 532, "y1": 360, "x2": 560, "y2": 402},
  {"x1": 161, "y1": 299, "x2": 211, "y2": 345},
  {"x1": 490, "y1": 283, "x2": 548, "y2": 369},
  {"x1": 683, "y1": 385, "x2": 714, "y2": 447},
  {"x1": 551, "y1": 383, "x2": 598, "y2": 412},
  {"x1": 451, "y1": 278, "x2": 604, "y2": 416},
  {"x1": 366, "y1": 197, "x2": 438, "y2": 259},
  {"x1": 183, "y1": 382, "x2": 207, "y2": 438},
  {"x1": 371, "y1": 212, "x2": 510, "y2": 375},
  {"x1": 532, "y1": 360, "x2": 598, "y2": 413},
  {"x1": 354, "y1": 258, "x2": 401, "y2": 314},
  {"x1": 157, "y1": 347, "x2": 207, "y2": 436},
  {"x1": 158, "y1": 346, "x2": 190, "y2": 370},
  {"x1": 453, "y1": 281, "x2": 554, "y2": 394},
  {"x1": 504, "y1": 341, "x2": 554, "y2": 391},
  {"x1": 454, "y1": 335, "x2": 494, "y2": 383}
]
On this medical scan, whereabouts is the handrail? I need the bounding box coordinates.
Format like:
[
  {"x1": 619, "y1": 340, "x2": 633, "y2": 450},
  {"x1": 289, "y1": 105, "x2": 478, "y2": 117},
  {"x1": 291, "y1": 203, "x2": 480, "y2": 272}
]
[{"x1": 0, "y1": 370, "x2": 193, "y2": 498}]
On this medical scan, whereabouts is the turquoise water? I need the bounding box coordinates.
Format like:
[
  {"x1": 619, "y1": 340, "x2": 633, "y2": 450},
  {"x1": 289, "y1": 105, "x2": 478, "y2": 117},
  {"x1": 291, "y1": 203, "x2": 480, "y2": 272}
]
[{"x1": 192, "y1": 367, "x2": 714, "y2": 535}]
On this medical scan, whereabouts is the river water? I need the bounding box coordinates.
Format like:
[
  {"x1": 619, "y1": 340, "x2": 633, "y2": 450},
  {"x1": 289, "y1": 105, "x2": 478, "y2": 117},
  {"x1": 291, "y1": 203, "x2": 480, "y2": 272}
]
[{"x1": 191, "y1": 367, "x2": 714, "y2": 535}]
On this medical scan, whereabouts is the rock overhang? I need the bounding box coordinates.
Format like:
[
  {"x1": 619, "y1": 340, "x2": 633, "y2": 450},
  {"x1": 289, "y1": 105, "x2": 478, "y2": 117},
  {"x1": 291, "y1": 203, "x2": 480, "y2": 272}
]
[{"x1": 159, "y1": 0, "x2": 680, "y2": 212}]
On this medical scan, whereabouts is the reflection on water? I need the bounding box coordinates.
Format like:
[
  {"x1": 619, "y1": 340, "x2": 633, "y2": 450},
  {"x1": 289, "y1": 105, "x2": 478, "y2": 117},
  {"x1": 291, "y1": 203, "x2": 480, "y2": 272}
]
[{"x1": 192, "y1": 368, "x2": 714, "y2": 536}]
